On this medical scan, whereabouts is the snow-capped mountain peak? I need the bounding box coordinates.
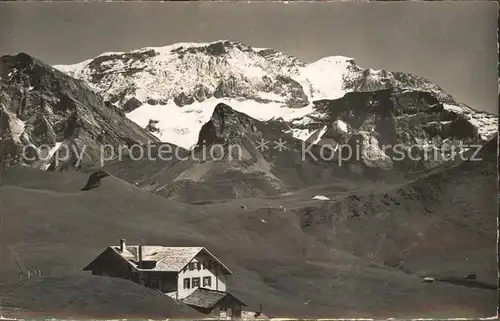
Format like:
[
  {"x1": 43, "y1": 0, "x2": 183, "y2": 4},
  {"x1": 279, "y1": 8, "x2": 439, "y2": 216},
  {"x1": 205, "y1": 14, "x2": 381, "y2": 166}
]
[
  {"x1": 54, "y1": 40, "x2": 497, "y2": 150},
  {"x1": 56, "y1": 40, "x2": 311, "y2": 108},
  {"x1": 55, "y1": 40, "x2": 383, "y2": 111}
]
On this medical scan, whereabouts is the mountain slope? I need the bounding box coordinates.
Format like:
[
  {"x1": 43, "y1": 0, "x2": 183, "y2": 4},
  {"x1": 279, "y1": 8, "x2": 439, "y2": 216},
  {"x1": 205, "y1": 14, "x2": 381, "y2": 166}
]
[
  {"x1": 0, "y1": 275, "x2": 198, "y2": 319},
  {"x1": 0, "y1": 166, "x2": 496, "y2": 318},
  {"x1": 289, "y1": 88, "x2": 497, "y2": 172},
  {"x1": 0, "y1": 53, "x2": 159, "y2": 171},
  {"x1": 54, "y1": 40, "x2": 497, "y2": 150},
  {"x1": 2, "y1": 49, "x2": 496, "y2": 203},
  {"x1": 101, "y1": 102, "x2": 376, "y2": 203},
  {"x1": 100, "y1": 95, "x2": 494, "y2": 203},
  {"x1": 294, "y1": 135, "x2": 498, "y2": 285}
]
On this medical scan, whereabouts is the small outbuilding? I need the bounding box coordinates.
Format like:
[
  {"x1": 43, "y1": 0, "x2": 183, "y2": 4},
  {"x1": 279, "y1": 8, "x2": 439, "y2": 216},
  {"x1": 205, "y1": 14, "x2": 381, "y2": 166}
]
[{"x1": 181, "y1": 287, "x2": 246, "y2": 318}]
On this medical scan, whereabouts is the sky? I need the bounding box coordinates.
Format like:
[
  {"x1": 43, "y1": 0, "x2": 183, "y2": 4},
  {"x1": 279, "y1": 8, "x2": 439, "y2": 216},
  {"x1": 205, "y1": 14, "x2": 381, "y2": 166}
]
[{"x1": 0, "y1": 1, "x2": 497, "y2": 113}]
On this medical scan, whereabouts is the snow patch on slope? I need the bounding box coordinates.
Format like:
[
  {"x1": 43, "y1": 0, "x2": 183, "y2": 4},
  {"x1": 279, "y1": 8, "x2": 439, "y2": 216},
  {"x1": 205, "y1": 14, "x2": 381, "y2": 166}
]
[
  {"x1": 334, "y1": 119, "x2": 349, "y2": 133},
  {"x1": 359, "y1": 131, "x2": 393, "y2": 170},
  {"x1": 303, "y1": 125, "x2": 328, "y2": 145},
  {"x1": 311, "y1": 125, "x2": 328, "y2": 144},
  {"x1": 287, "y1": 129, "x2": 313, "y2": 141},
  {"x1": 467, "y1": 113, "x2": 498, "y2": 141},
  {"x1": 1, "y1": 105, "x2": 25, "y2": 143},
  {"x1": 443, "y1": 103, "x2": 468, "y2": 114},
  {"x1": 39, "y1": 142, "x2": 64, "y2": 170},
  {"x1": 444, "y1": 103, "x2": 498, "y2": 141},
  {"x1": 127, "y1": 97, "x2": 314, "y2": 149},
  {"x1": 296, "y1": 56, "x2": 356, "y2": 100},
  {"x1": 9, "y1": 117, "x2": 25, "y2": 144}
]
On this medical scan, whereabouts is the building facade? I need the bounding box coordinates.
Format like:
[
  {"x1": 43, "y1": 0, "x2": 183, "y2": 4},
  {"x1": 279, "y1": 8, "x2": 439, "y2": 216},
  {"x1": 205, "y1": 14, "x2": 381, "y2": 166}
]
[
  {"x1": 83, "y1": 240, "x2": 245, "y2": 317},
  {"x1": 175, "y1": 251, "x2": 228, "y2": 299}
]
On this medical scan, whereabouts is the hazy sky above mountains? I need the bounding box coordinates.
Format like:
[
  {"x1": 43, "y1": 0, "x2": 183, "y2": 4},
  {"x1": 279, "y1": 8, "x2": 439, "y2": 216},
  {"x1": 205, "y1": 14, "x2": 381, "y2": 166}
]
[{"x1": 0, "y1": 2, "x2": 497, "y2": 113}]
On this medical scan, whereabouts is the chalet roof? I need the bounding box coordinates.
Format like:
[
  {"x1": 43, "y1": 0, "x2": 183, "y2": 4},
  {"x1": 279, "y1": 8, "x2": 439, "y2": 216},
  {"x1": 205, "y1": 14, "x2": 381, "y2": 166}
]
[
  {"x1": 113, "y1": 246, "x2": 202, "y2": 270},
  {"x1": 182, "y1": 288, "x2": 246, "y2": 309},
  {"x1": 106, "y1": 245, "x2": 233, "y2": 274}
]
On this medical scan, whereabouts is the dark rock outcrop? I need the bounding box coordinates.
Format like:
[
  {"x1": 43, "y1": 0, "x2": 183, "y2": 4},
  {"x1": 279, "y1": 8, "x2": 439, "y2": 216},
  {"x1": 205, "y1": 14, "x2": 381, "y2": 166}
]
[
  {"x1": 173, "y1": 92, "x2": 195, "y2": 107},
  {"x1": 145, "y1": 119, "x2": 160, "y2": 133},
  {"x1": 104, "y1": 102, "x2": 385, "y2": 203},
  {"x1": 122, "y1": 97, "x2": 143, "y2": 113},
  {"x1": 81, "y1": 170, "x2": 110, "y2": 191}
]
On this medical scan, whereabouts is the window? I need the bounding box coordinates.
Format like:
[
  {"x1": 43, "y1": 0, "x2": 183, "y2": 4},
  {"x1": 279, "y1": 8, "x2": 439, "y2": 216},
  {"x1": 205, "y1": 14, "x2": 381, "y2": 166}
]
[
  {"x1": 150, "y1": 276, "x2": 158, "y2": 288},
  {"x1": 196, "y1": 262, "x2": 201, "y2": 271},
  {"x1": 192, "y1": 277, "x2": 200, "y2": 288},
  {"x1": 203, "y1": 276, "x2": 212, "y2": 287},
  {"x1": 183, "y1": 278, "x2": 190, "y2": 289},
  {"x1": 188, "y1": 262, "x2": 195, "y2": 271},
  {"x1": 207, "y1": 260, "x2": 212, "y2": 270}
]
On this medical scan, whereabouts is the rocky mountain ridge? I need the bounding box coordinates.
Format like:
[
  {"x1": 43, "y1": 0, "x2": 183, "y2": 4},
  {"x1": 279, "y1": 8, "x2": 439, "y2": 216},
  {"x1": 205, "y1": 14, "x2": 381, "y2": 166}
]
[
  {"x1": 55, "y1": 40, "x2": 462, "y2": 109},
  {"x1": 289, "y1": 88, "x2": 497, "y2": 171},
  {"x1": 101, "y1": 98, "x2": 497, "y2": 203},
  {"x1": 0, "y1": 52, "x2": 159, "y2": 171},
  {"x1": 101, "y1": 102, "x2": 372, "y2": 203},
  {"x1": 1, "y1": 43, "x2": 497, "y2": 186}
]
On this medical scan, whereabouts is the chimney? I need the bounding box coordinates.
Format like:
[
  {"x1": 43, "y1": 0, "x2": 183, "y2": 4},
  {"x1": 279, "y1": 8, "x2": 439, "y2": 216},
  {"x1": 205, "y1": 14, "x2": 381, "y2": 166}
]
[
  {"x1": 120, "y1": 239, "x2": 126, "y2": 252},
  {"x1": 138, "y1": 245, "x2": 143, "y2": 269}
]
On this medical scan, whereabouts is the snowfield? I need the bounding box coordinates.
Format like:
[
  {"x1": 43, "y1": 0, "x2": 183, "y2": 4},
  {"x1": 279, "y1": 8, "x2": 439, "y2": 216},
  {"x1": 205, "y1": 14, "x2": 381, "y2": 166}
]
[{"x1": 127, "y1": 97, "x2": 315, "y2": 149}]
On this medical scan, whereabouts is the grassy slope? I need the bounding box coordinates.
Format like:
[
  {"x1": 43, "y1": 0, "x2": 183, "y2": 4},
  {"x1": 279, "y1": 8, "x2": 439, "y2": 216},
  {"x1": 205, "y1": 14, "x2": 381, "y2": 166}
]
[{"x1": 0, "y1": 149, "x2": 497, "y2": 318}]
